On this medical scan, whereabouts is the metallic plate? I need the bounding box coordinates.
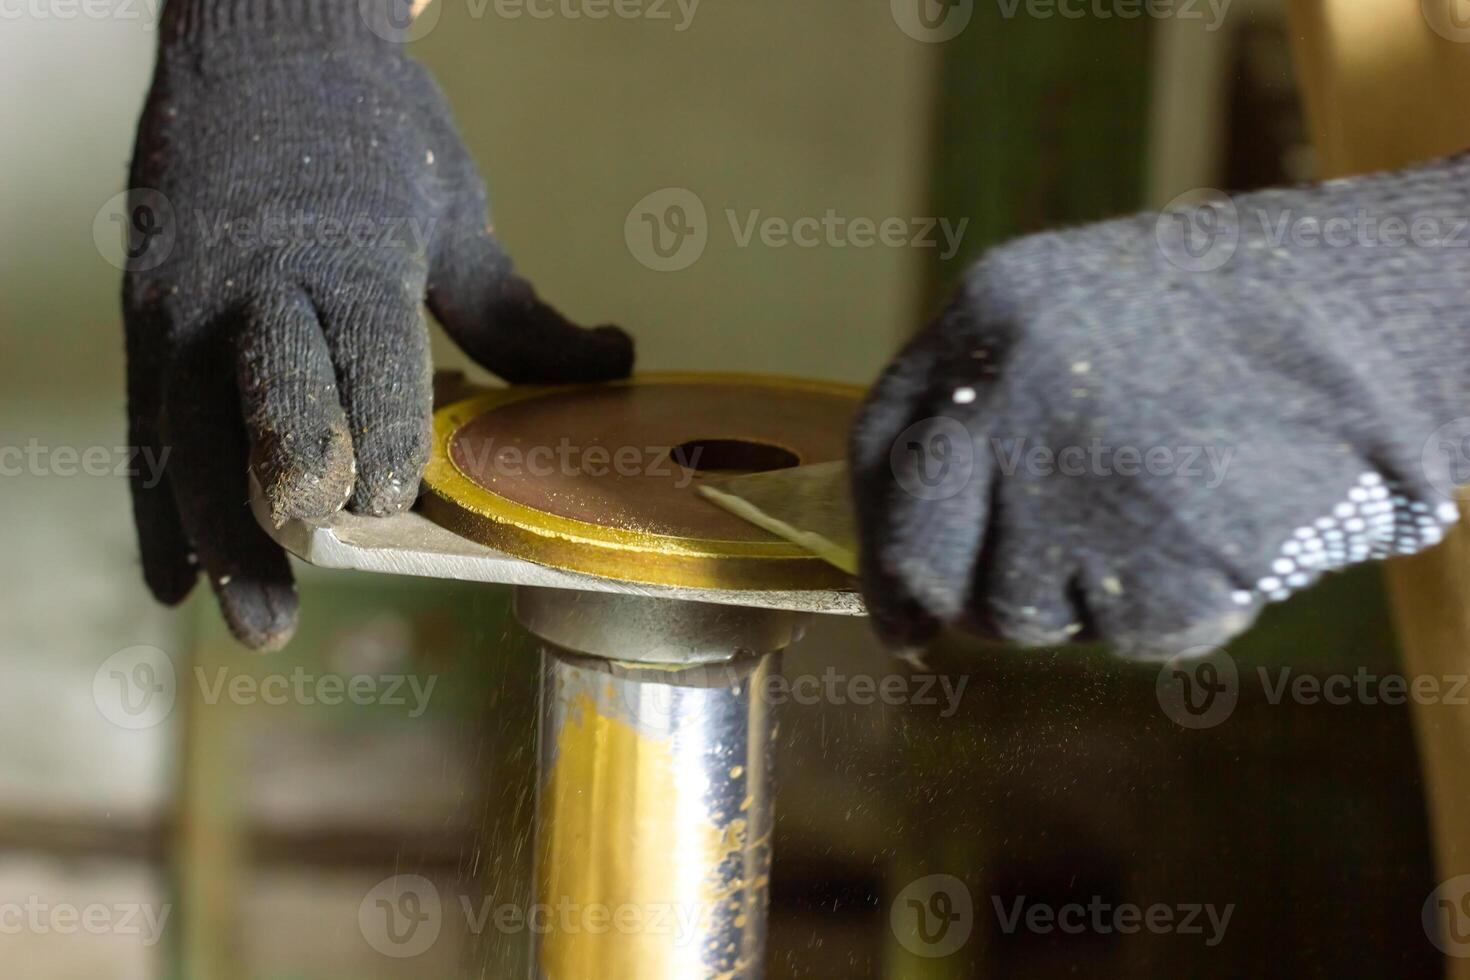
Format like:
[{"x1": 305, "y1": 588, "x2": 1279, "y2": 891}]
[
  {"x1": 421, "y1": 373, "x2": 864, "y2": 592},
  {"x1": 250, "y1": 489, "x2": 865, "y2": 616}
]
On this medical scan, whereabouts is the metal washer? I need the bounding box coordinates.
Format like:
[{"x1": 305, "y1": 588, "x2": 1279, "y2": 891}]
[{"x1": 420, "y1": 372, "x2": 863, "y2": 591}]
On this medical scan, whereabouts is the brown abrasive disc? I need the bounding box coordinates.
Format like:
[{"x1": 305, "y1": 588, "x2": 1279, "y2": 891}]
[{"x1": 420, "y1": 373, "x2": 864, "y2": 591}]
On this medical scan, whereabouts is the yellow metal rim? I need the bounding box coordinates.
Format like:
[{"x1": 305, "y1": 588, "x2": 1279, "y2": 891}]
[{"x1": 420, "y1": 372, "x2": 864, "y2": 591}]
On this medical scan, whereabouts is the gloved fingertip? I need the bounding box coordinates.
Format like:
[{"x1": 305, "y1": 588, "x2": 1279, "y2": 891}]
[
  {"x1": 345, "y1": 420, "x2": 430, "y2": 519},
  {"x1": 589, "y1": 325, "x2": 636, "y2": 380},
  {"x1": 141, "y1": 552, "x2": 198, "y2": 607},
  {"x1": 492, "y1": 323, "x2": 635, "y2": 385},
  {"x1": 216, "y1": 577, "x2": 299, "y2": 651},
  {"x1": 863, "y1": 584, "x2": 943, "y2": 653},
  {"x1": 543, "y1": 324, "x2": 634, "y2": 384},
  {"x1": 254, "y1": 422, "x2": 357, "y2": 526},
  {"x1": 1106, "y1": 608, "x2": 1257, "y2": 663},
  {"x1": 130, "y1": 472, "x2": 198, "y2": 605},
  {"x1": 348, "y1": 474, "x2": 421, "y2": 518}
]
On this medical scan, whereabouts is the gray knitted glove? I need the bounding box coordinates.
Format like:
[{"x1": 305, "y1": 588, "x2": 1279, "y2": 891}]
[
  {"x1": 852, "y1": 154, "x2": 1470, "y2": 658},
  {"x1": 124, "y1": 0, "x2": 633, "y2": 649}
]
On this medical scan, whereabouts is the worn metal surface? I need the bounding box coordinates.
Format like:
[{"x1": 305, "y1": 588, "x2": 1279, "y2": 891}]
[
  {"x1": 421, "y1": 374, "x2": 864, "y2": 592},
  {"x1": 515, "y1": 587, "x2": 808, "y2": 666},
  {"x1": 251, "y1": 488, "x2": 864, "y2": 617},
  {"x1": 699, "y1": 460, "x2": 859, "y2": 575},
  {"x1": 523, "y1": 589, "x2": 780, "y2": 980}
]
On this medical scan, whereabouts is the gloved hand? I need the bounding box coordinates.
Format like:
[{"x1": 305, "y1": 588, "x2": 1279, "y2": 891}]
[
  {"x1": 851, "y1": 154, "x2": 1470, "y2": 658},
  {"x1": 124, "y1": 0, "x2": 633, "y2": 649}
]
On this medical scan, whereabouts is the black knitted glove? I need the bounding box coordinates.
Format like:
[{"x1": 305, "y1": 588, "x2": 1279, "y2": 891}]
[
  {"x1": 852, "y1": 155, "x2": 1470, "y2": 658},
  {"x1": 124, "y1": 0, "x2": 633, "y2": 649}
]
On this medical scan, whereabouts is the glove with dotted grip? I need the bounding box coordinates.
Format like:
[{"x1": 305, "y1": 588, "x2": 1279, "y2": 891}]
[{"x1": 851, "y1": 155, "x2": 1470, "y2": 658}]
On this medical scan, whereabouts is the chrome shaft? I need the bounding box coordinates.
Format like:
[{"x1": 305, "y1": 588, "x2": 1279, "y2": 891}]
[{"x1": 516, "y1": 588, "x2": 798, "y2": 980}]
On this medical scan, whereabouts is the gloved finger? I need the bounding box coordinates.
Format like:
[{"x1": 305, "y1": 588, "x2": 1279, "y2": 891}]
[
  {"x1": 852, "y1": 422, "x2": 991, "y2": 652},
  {"x1": 236, "y1": 286, "x2": 355, "y2": 527},
  {"x1": 850, "y1": 343, "x2": 989, "y2": 651},
  {"x1": 164, "y1": 327, "x2": 298, "y2": 650},
  {"x1": 314, "y1": 269, "x2": 433, "y2": 517},
  {"x1": 970, "y1": 523, "x2": 1088, "y2": 648},
  {"x1": 128, "y1": 418, "x2": 195, "y2": 604},
  {"x1": 1077, "y1": 554, "x2": 1257, "y2": 661},
  {"x1": 426, "y1": 211, "x2": 634, "y2": 384},
  {"x1": 124, "y1": 296, "x2": 196, "y2": 605}
]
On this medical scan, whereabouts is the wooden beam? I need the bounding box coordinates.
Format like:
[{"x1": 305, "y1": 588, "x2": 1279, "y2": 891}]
[{"x1": 1288, "y1": 4, "x2": 1470, "y2": 976}]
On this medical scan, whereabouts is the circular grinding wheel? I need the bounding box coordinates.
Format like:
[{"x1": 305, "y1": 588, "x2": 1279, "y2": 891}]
[{"x1": 420, "y1": 373, "x2": 864, "y2": 591}]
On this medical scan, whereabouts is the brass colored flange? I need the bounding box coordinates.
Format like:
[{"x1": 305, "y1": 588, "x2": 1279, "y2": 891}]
[{"x1": 420, "y1": 372, "x2": 863, "y2": 592}]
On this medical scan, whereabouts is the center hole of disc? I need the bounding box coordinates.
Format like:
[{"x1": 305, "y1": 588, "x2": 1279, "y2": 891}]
[{"x1": 671, "y1": 438, "x2": 800, "y2": 474}]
